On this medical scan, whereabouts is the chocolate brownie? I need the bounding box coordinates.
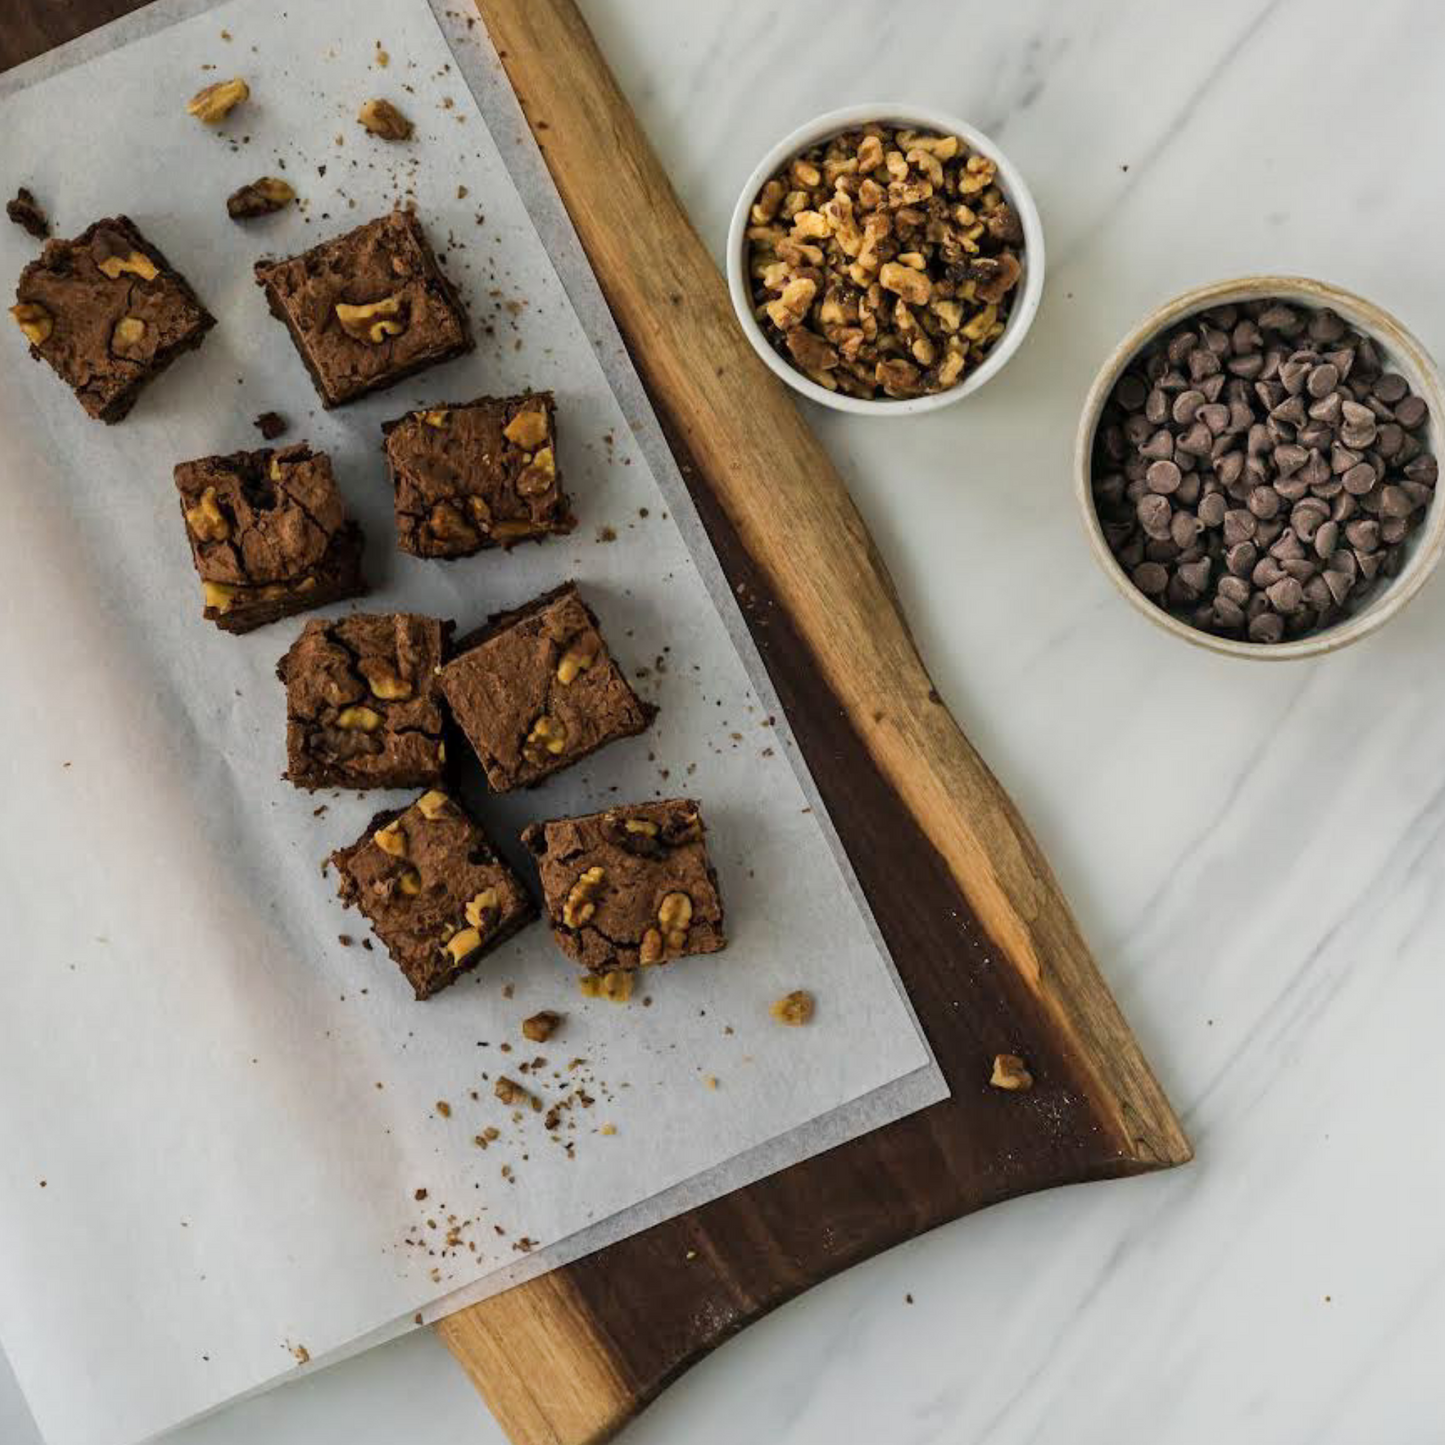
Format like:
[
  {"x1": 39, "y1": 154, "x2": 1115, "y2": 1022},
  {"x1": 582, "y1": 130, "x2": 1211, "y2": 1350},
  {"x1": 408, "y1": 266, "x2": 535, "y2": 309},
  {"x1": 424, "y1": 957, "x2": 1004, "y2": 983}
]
[
  {"x1": 278, "y1": 613, "x2": 449, "y2": 790},
  {"x1": 254, "y1": 209, "x2": 472, "y2": 409},
  {"x1": 383, "y1": 392, "x2": 574, "y2": 557},
  {"x1": 174, "y1": 443, "x2": 366, "y2": 633},
  {"x1": 522, "y1": 799, "x2": 725, "y2": 974},
  {"x1": 332, "y1": 789, "x2": 535, "y2": 999},
  {"x1": 437, "y1": 583, "x2": 651, "y2": 791},
  {"x1": 10, "y1": 215, "x2": 214, "y2": 422}
]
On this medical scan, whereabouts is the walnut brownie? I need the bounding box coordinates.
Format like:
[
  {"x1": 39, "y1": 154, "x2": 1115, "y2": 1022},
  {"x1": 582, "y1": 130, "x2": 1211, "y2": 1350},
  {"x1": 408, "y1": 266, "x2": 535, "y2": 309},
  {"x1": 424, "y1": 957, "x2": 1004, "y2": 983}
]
[
  {"x1": 278, "y1": 613, "x2": 449, "y2": 790},
  {"x1": 173, "y1": 443, "x2": 366, "y2": 633},
  {"x1": 383, "y1": 392, "x2": 573, "y2": 557},
  {"x1": 522, "y1": 799, "x2": 725, "y2": 974},
  {"x1": 437, "y1": 583, "x2": 650, "y2": 792},
  {"x1": 10, "y1": 215, "x2": 213, "y2": 422},
  {"x1": 332, "y1": 789, "x2": 535, "y2": 1000}
]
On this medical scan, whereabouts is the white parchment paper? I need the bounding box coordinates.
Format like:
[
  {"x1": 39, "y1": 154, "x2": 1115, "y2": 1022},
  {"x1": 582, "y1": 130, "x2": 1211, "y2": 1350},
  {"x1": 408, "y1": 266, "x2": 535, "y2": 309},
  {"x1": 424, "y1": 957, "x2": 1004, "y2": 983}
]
[{"x1": 0, "y1": 3, "x2": 945, "y2": 1443}]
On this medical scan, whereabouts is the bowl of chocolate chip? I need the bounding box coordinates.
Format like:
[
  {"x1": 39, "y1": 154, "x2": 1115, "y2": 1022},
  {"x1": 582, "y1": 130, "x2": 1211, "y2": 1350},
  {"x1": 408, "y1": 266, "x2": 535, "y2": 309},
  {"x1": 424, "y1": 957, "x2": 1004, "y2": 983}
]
[
  {"x1": 1077, "y1": 277, "x2": 1445, "y2": 657},
  {"x1": 727, "y1": 104, "x2": 1044, "y2": 414}
]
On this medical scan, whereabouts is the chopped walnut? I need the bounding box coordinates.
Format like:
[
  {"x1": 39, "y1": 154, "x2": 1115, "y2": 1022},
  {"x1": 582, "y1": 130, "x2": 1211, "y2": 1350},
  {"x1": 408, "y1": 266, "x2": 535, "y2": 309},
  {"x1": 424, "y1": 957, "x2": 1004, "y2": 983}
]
[
  {"x1": 989, "y1": 1053, "x2": 1033, "y2": 1091},
  {"x1": 745, "y1": 123, "x2": 1023, "y2": 399},
  {"x1": 522, "y1": 1010, "x2": 562, "y2": 1043},
  {"x1": 770, "y1": 990, "x2": 815, "y2": 1026}
]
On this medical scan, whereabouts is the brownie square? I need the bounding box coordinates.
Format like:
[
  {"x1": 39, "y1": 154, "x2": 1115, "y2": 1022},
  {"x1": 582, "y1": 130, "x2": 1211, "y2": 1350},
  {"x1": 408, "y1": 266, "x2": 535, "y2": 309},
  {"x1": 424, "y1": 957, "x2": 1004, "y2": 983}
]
[
  {"x1": 332, "y1": 789, "x2": 536, "y2": 999},
  {"x1": 522, "y1": 799, "x2": 725, "y2": 974},
  {"x1": 278, "y1": 613, "x2": 449, "y2": 790},
  {"x1": 383, "y1": 392, "x2": 574, "y2": 557},
  {"x1": 254, "y1": 209, "x2": 472, "y2": 409},
  {"x1": 11, "y1": 215, "x2": 214, "y2": 422},
  {"x1": 437, "y1": 583, "x2": 651, "y2": 791},
  {"x1": 174, "y1": 442, "x2": 366, "y2": 633}
]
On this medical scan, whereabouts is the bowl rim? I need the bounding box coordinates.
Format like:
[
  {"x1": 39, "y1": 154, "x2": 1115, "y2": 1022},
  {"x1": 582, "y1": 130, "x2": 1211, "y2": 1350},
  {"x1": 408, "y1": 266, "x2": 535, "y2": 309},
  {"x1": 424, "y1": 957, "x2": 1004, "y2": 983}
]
[
  {"x1": 1074, "y1": 275, "x2": 1445, "y2": 660},
  {"x1": 725, "y1": 101, "x2": 1046, "y2": 417}
]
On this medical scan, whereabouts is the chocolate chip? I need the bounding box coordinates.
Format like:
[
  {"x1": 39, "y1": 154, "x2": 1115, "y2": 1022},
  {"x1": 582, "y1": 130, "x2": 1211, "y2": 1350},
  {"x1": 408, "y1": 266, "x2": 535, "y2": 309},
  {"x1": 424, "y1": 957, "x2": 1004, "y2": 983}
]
[
  {"x1": 1373, "y1": 373, "x2": 1408, "y2": 404},
  {"x1": 1146, "y1": 459, "x2": 1182, "y2": 495},
  {"x1": 1395, "y1": 394, "x2": 1428, "y2": 430},
  {"x1": 1133, "y1": 562, "x2": 1169, "y2": 595}
]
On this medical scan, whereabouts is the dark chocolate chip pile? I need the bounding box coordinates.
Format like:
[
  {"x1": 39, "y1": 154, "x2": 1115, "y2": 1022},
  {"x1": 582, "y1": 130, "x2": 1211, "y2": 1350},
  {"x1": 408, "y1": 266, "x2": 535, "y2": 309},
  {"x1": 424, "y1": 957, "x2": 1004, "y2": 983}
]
[{"x1": 1092, "y1": 300, "x2": 1437, "y2": 644}]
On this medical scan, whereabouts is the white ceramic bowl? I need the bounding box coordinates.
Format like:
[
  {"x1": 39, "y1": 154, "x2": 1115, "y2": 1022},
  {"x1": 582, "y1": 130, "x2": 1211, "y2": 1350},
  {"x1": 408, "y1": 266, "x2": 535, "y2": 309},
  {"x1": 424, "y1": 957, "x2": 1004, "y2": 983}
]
[
  {"x1": 726, "y1": 103, "x2": 1045, "y2": 416},
  {"x1": 1075, "y1": 276, "x2": 1445, "y2": 660}
]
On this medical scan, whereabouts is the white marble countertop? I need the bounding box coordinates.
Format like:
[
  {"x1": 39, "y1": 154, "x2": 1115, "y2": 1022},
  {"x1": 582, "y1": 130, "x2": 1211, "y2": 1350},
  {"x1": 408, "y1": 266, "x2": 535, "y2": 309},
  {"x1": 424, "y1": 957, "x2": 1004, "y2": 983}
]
[{"x1": 6, "y1": 1, "x2": 1445, "y2": 1441}]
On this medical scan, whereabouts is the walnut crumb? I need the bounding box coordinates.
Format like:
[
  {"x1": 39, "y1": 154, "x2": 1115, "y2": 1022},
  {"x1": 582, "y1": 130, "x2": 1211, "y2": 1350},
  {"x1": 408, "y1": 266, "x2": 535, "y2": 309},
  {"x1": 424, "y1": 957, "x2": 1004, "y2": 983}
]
[
  {"x1": 770, "y1": 990, "x2": 815, "y2": 1026},
  {"x1": 435, "y1": 1100, "x2": 452, "y2": 1117},
  {"x1": 989, "y1": 1053, "x2": 1033, "y2": 1091},
  {"x1": 522, "y1": 1010, "x2": 561, "y2": 1043}
]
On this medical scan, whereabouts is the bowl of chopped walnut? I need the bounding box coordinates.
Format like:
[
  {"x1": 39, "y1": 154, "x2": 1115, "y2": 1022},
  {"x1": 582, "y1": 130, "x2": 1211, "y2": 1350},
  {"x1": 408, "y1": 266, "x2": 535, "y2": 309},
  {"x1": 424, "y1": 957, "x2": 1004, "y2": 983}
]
[{"x1": 728, "y1": 104, "x2": 1043, "y2": 414}]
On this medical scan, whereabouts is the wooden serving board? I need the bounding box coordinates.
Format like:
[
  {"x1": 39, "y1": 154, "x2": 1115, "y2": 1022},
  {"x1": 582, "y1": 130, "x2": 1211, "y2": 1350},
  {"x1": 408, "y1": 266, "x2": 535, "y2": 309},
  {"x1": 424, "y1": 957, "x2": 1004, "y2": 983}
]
[{"x1": 2, "y1": 3, "x2": 1190, "y2": 1442}]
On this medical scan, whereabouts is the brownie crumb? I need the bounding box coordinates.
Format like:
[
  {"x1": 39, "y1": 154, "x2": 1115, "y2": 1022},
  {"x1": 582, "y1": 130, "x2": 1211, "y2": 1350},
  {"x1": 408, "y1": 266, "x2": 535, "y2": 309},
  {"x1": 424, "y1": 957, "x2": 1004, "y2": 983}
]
[
  {"x1": 254, "y1": 410, "x2": 287, "y2": 439},
  {"x1": 435, "y1": 1100, "x2": 452, "y2": 1117},
  {"x1": 337, "y1": 933, "x2": 352, "y2": 947},
  {"x1": 7, "y1": 187, "x2": 48, "y2": 239},
  {"x1": 414, "y1": 1187, "x2": 428, "y2": 1201}
]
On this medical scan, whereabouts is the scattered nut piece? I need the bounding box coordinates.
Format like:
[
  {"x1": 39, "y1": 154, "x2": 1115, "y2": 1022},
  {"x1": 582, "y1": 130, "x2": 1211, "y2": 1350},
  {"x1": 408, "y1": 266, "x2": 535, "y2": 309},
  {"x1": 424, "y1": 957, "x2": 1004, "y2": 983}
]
[
  {"x1": 494, "y1": 1075, "x2": 539, "y2": 1109},
  {"x1": 770, "y1": 990, "x2": 815, "y2": 1026},
  {"x1": 226, "y1": 176, "x2": 295, "y2": 220},
  {"x1": 523, "y1": 714, "x2": 567, "y2": 765},
  {"x1": 184, "y1": 486, "x2": 230, "y2": 542},
  {"x1": 6, "y1": 187, "x2": 48, "y2": 239},
  {"x1": 989, "y1": 1053, "x2": 1033, "y2": 1091},
  {"x1": 522, "y1": 1010, "x2": 562, "y2": 1043},
  {"x1": 373, "y1": 819, "x2": 407, "y2": 857},
  {"x1": 335, "y1": 294, "x2": 407, "y2": 343},
  {"x1": 561, "y1": 865, "x2": 605, "y2": 927},
  {"x1": 357, "y1": 98, "x2": 413, "y2": 140},
  {"x1": 11, "y1": 301, "x2": 53, "y2": 346},
  {"x1": 579, "y1": 970, "x2": 634, "y2": 1002},
  {"x1": 187, "y1": 77, "x2": 249, "y2": 124},
  {"x1": 502, "y1": 406, "x2": 549, "y2": 449}
]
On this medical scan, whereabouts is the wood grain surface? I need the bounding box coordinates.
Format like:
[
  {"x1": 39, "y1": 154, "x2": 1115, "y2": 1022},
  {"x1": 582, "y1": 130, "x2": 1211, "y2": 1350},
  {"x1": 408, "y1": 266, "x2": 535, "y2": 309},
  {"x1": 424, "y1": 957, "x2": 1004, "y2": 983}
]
[{"x1": 0, "y1": 5, "x2": 1190, "y2": 1444}]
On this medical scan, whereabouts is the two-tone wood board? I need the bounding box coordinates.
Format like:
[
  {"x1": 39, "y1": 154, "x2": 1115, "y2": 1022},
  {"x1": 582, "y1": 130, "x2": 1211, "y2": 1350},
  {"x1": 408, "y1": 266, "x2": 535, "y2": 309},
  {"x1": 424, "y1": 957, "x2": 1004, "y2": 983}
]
[{"x1": 0, "y1": 2, "x2": 1190, "y2": 1441}]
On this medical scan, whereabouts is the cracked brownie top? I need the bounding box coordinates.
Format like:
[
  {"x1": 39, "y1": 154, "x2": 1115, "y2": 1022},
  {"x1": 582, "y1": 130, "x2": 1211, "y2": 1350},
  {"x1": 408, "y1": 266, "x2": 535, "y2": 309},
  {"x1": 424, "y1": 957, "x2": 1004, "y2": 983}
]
[{"x1": 278, "y1": 612, "x2": 450, "y2": 791}]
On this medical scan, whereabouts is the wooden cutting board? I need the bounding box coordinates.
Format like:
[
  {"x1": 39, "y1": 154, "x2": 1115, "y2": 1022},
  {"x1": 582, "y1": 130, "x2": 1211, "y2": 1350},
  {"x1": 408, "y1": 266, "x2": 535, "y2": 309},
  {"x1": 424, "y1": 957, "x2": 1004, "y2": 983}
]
[{"x1": 1, "y1": 3, "x2": 1190, "y2": 1442}]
